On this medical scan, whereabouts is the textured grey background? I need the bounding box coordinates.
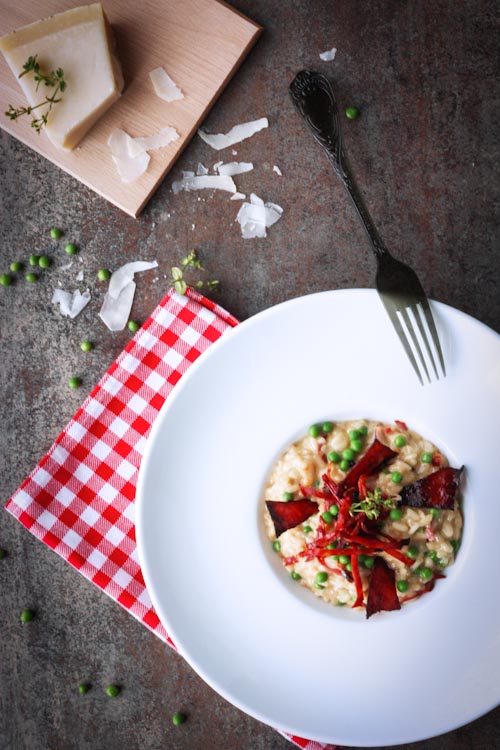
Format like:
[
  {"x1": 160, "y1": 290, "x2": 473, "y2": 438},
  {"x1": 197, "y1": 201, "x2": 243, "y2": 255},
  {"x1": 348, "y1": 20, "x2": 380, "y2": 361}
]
[{"x1": 1, "y1": 1, "x2": 499, "y2": 749}]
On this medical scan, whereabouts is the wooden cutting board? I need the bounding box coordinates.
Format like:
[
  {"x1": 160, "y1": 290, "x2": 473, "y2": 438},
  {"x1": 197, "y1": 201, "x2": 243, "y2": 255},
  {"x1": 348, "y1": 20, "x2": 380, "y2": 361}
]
[{"x1": 0, "y1": 0, "x2": 261, "y2": 217}]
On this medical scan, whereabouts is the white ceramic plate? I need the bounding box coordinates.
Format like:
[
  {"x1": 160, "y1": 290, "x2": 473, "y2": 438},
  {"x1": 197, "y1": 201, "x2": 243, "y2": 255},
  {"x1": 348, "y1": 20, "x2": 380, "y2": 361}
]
[{"x1": 136, "y1": 289, "x2": 500, "y2": 747}]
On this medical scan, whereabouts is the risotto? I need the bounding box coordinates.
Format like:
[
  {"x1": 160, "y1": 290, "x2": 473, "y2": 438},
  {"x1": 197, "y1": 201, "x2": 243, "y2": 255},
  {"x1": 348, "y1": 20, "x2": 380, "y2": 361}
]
[{"x1": 263, "y1": 419, "x2": 464, "y2": 617}]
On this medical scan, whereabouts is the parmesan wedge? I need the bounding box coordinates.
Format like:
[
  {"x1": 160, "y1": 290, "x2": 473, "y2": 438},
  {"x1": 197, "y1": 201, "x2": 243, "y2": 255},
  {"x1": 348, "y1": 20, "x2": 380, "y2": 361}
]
[{"x1": 0, "y1": 3, "x2": 124, "y2": 150}]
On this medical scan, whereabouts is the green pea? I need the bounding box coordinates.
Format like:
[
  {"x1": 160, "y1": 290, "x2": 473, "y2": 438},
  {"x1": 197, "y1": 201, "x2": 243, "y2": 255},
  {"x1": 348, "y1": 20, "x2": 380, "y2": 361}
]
[
  {"x1": 78, "y1": 683, "x2": 91, "y2": 695},
  {"x1": 322, "y1": 421, "x2": 333, "y2": 433},
  {"x1": 350, "y1": 439, "x2": 363, "y2": 452},
  {"x1": 302, "y1": 525, "x2": 312, "y2": 534},
  {"x1": 0, "y1": 273, "x2": 12, "y2": 287},
  {"x1": 342, "y1": 448, "x2": 355, "y2": 461},
  {"x1": 329, "y1": 504, "x2": 339, "y2": 516},
  {"x1": 421, "y1": 452, "x2": 434, "y2": 464},
  {"x1": 25, "y1": 273, "x2": 38, "y2": 282},
  {"x1": 345, "y1": 562, "x2": 352, "y2": 572},
  {"x1": 394, "y1": 435, "x2": 407, "y2": 448},
  {"x1": 396, "y1": 580, "x2": 409, "y2": 593},
  {"x1": 348, "y1": 429, "x2": 361, "y2": 440},
  {"x1": 430, "y1": 508, "x2": 441, "y2": 518},
  {"x1": 315, "y1": 571, "x2": 328, "y2": 584},
  {"x1": 419, "y1": 567, "x2": 433, "y2": 581},
  {"x1": 64, "y1": 243, "x2": 78, "y2": 255},
  {"x1": 391, "y1": 471, "x2": 403, "y2": 483},
  {"x1": 328, "y1": 451, "x2": 341, "y2": 463},
  {"x1": 321, "y1": 511, "x2": 334, "y2": 524},
  {"x1": 127, "y1": 320, "x2": 140, "y2": 333},
  {"x1": 450, "y1": 540, "x2": 459, "y2": 552},
  {"x1": 308, "y1": 424, "x2": 320, "y2": 438},
  {"x1": 339, "y1": 554, "x2": 350, "y2": 566},
  {"x1": 0, "y1": 548, "x2": 6, "y2": 560},
  {"x1": 68, "y1": 377, "x2": 82, "y2": 389},
  {"x1": 105, "y1": 684, "x2": 120, "y2": 697},
  {"x1": 9, "y1": 261, "x2": 23, "y2": 272},
  {"x1": 20, "y1": 609, "x2": 35, "y2": 623},
  {"x1": 331, "y1": 554, "x2": 340, "y2": 561},
  {"x1": 50, "y1": 227, "x2": 63, "y2": 239},
  {"x1": 358, "y1": 554, "x2": 366, "y2": 565},
  {"x1": 337, "y1": 601, "x2": 346, "y2": 606},
  {"x1": 291, "y1": 570, "x2": 301, "y2": 580},
  {"x1": 359, "y1": 425, "x2": 368, "y2": 436},
  {"x1": 272, "y1": 540, "x2": 281, "y2": 552},
  {"x1": 345, "y1": 106, "x2": 360, "y2": 120},
  {"x1": 38, "y1": 255, "x2": 50, "y2": 268},
  {"x1": 340, "y1": 459, "x2": 350, "y2": 472},
  {"x1": 282, "y1": 491, "x2": 294, "y2": 502},
  {"x1": 326, "y1": 543, "x2": 336, "y2": 550},
  {"x1": 97, "y1": 268, "x2": 111, "y2": 281},
  {"x1": 172, "y1": 711, "x2": 187, "y2": 726},
  {"x1": 80, "y1": 341, "x2": 93, "y2": 353},
  {"x1": 362, "y1": 556, "x2": 375, "y2": 569},
  {"x1": 314, "y1": 583, "x2": 325, "y2": 589},
  {"x1": 29, "y1": 255, "x2": 39, "y2": 266},
  {"x1": 389, "y1": 508, "x2": 403, "y2": 520},
  {"x1": 406, "y1": 545, "x2": 419, "y2": 559}
]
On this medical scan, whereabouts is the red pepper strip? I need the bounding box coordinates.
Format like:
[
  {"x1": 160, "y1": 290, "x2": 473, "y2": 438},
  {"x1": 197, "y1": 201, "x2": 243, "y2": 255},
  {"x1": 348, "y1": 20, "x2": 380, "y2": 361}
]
[
  {"x1": 351, "y1": 554, "x2": 364, "y2": 607},
  {"x1": 341, "y1": 533, "x2": 404, "y2": 551},
  {"x1": 400, "y1": 466, "x2": 464, "y2": 510},
  {"x1": 366, "y1": 557, "x2": 401, "y2": 618},
  {"x1": 358, "y1": 474, "x2": 369, "y2": 500},
  {"x1": 265, "y1": 499, "x2": 318, "y2": 537},
  {"x1": 395, "y1": 420, "x2": 408, "y2": 431},
  {"x1": 337, "y1": 439, "x2": 398, "y2": 495},
  {"x1": 432, "y1": 453, "x2": 442, "y2": 467},
  {"x1": 321, "y1": 473, "x2": 341, "y2": 501},
  {"x1": 400, "y1": 579, "x2": 435, "y2": 603},
  {"x1": 299, "y1": 485, "x2": 332, "y2": 500}
]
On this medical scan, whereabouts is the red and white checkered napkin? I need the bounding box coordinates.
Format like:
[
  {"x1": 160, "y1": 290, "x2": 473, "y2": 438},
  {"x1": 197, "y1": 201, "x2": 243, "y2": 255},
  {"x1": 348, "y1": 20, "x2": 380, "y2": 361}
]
[{"x1": 5, "y1": 287, "x2": 339, "y2": 750}]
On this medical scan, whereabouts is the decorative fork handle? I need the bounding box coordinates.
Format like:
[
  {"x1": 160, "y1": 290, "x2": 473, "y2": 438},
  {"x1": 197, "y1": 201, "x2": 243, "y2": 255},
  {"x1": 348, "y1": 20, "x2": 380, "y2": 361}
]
[{"x1": 289, "y1": 70, "x2": 387, "y2": 260}]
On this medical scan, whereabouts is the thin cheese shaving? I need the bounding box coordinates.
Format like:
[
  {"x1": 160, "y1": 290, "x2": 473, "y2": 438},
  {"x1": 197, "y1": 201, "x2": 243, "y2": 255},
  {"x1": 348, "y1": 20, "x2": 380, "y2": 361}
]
[
  {"x1": 198, "y1": 117, "x2": 269, "y2": 150},
  {"x1": 98, "y1": 261, "x2": 158, "y2": 331},
  {"x1": 216, "y1": 161, "x2": 254, "y2": 176},
  {"x1": 320, "y1": 47, "x2": 337, "y2": 61},
  {"x1": 236, "y1": 193, "x2": 283, "y2": 239},
  {"x1": 172, "y1": 174, "x2": 237, "y2": 194},
  {"x1": 51, "y1": 288, "x2": 91, "y2": 318},
  {"x1": 128, "y1": 127, "x2": 179, "y2": 157},
  {"x1": 149, "y1": 67, "x2": 184, "y2": 102}
]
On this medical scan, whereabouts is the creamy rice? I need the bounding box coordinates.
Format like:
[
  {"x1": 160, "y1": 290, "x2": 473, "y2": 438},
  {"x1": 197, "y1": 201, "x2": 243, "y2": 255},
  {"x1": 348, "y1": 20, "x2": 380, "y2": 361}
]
[{"x1": 263, "y1": 419, "x2": 463, "y2": 611}]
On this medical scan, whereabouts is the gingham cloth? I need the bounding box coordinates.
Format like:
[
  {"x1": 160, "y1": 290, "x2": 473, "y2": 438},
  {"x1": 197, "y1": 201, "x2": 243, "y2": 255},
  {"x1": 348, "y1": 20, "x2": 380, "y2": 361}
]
[{"x1": 5, "y1": 287, "x2": 339, "y2": 750}]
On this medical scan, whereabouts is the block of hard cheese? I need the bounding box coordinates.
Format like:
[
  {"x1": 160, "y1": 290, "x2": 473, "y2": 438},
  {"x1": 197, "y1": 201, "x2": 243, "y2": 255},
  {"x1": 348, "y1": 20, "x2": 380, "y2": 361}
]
[{"x1": 0, "y1": 3, "x2": 124, "y2": 150}]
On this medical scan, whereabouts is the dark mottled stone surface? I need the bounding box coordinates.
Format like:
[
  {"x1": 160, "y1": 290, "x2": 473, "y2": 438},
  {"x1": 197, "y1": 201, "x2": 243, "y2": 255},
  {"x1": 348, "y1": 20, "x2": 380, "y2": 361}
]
[{"x1": 1, "y1": 1, "x2": 499, "y2": 748}]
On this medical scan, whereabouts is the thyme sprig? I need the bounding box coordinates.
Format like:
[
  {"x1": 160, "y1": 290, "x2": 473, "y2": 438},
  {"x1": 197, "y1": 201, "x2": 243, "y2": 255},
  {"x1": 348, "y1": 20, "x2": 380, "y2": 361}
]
[
  {"x1": 350, "y1": 488, "x2": 396, "y2": 521},
  {"x1": 5, "y1": 55, "x2": 66, "y2": 134},
  {"x1": 170, "y1": 250, "x2": 220, "y2": 296}
]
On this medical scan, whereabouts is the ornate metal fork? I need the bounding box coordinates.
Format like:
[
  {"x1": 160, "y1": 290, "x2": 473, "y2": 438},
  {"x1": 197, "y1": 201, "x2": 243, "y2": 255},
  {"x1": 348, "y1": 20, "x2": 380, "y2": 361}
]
[{"x1": 289, "y1": 70, "x2": 446, "y2": 385}]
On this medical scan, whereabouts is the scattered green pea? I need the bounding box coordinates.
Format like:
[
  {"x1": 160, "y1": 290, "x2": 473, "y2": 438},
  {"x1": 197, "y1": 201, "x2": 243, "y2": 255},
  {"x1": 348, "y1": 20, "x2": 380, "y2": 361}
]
[
  {"x1": 396, "y1": 580, "x2": 409, "y2": 593},
  {"x1": 345, "y1": 562, "x2": 352, "y2": 572},
  {"x1": 0, "y1": 548, "x2": 7, "y2": 560},
  {"x1": 362, "y1": 556, "x2": 375, "y2": 569},
  {"x1": 308, "y1": 424, "x2": 321, "y2": 438},
  {"x1": 358, "y1": 554, "x2": 366, "y2": 565},
  {"x1": 282, "y1": 491, "x2": 294, "y2": 502},
  {"x1": 391, "y1": 471, "x2": 403, "y2": 483},
  {"x1": 350, "y1": 439, "x2": 363, "y2": 452},
  {"x1": 406, "y1": 545, "x2": 419, "y2": 559},
  {"x1": 322, "y1": 421, "x2": 333, "y2": 433},
  {"x1": 339, "y1": 459, "x2": 350, "y2": 472},
  {"x1": 97, "y1": 268, "x2": 111, "y2": 281},
  {"x1": 328, "y1": 451, "x2": 341, "y2": 463},
  {"x1": 29, "y1": 254, "x2": 39, "y2": 266},
  {"x1": 50, "y1": 227, "x2": 63, "y2": 239},
  {"x1": 20, "y1": 609, "x2": 35, "y2": 623},
  {"x1": 80, "y1": 341, "x2": 93, "y2": 353},
  {"x1": 0, "y1": 273, "x2": 12, "y2": 287},
  {"x1": 315, "y1": 571, "x2": 328, "y2": 585},
  {"x1": 342, "y1": 448, "x2": 355, "y2": 461},
  {"x1": 329, "y1": 504, "x2": 339, "y2": 517},
  {"x1": 127, "y1": 320, "x2": 140, "y2": 333},
  {"x1": 321, "y1": 511, "x2": 334, "y2": 524},
  {"x1": 272, "y1": 540, "x2": 281, "y2": 552},
  {"x1": 78, "y1": 683, "x2": 91, "y2": 695},
  {"x1": 430, "y1": 508, "x2": 441, "y2": 518},
  {"x1": 38, "y1": 255, "x2": 50, "y2": 268},
  {"x1": 291, "y1": 570, "x2": 301, "y2": 580},
  {"x1": 394, "y1": 435, "x2": 407, "y2": 448},
  {"x1": 302, "y1": 525, "x2": 312, "y2": 534},
  {"x1": 64, "y1": 243, "x2": 77, "y2": 255},
  {"x1": 345, "y1": 106, "x2": 360, "y2": 120},
  {"x1": 314, "y1": 583, "x2": 325, "y2": 590},
  {"x1": 421, "y1": 452, "x2": 434, "y2": 464},
  {"x1": 419, "y1": 567, "x2": 433, "y2": 581},
  {"x1": 348, "y1": 429, "x2": 360, "y2": 440},
  {"x1": 339, "y1": 554, "x2": 350, "y2": 566},
  {"x1": 450, "y1": 540, "x2": 459, "y2": 552},
  {"x1": 172, "y1": 711, "x2": 187, "y2": 726},
  {"x1": 25, "y1": 272, "x2": 38, "y2": 282},
  {"x1": 326, "y1": 543, "x2": 336, "y2": 550},
  {"x1": 389, "y1": 508, "x2": 403, "y2": 520},
  {"x1": 337, "y1": 601, "x2": 346, "y2": 606},
  {"x1": 105, "y1": 684, "x2": 120, "y2": 698},
  {"x1": 358, "y1": 425, "x2": 368, "y2": 436},
  {"x1": 10, "y1": 261, "x2": 23, "y2": 272},
  {"x1": 68, "y1": 377, "x2": 82, "y2": 389}
]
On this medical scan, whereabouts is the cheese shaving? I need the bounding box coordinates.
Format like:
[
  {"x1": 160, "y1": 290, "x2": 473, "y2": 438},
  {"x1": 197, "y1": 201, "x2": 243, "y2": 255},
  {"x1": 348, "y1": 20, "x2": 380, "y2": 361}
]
[
  {"x1": 108, "y1": 129, "x2": 150, "y2": 183},
  {"x1": 198, "y1": 117, "x2": 269, "y2": 150},
  {"x1": 320, "y1": 47, "x2": 337, "y2": 61},
  {"x1": 172, "y1": 174, "x2": 237, "y2": 194},
  {"x1": 51, "y1": 288, "x2": 91, "y2": 319},
  {"x1": 273, "y1": 165, "x2": 283, "y2": 176},
  {"x1": 98, "y1": 261, "x2": 158, "y2": 331},
  {"x1": 149, "y1": 67, "x2": 184, "y2": 102},
  {"x1": 128, "y1": 127, "x2": 179, "y2": 157},
  {"x1": 216, "y1": 161, "x2": 254, "y2": 176},
  {"x1": 236, "y1": 193, "x2": 283, "y2": 239},
  {"x1": 197, "y1": 163, "x2": 209, "y2": 175},
  {"x1": 230, "y1": 192, "x2": 246, "y2": 201}
]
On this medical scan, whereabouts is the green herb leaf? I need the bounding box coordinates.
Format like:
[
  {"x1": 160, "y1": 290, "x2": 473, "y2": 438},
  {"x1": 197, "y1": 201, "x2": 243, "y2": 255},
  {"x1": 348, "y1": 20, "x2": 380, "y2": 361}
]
[
  {"x1": 350, "y1": 488, "x2": 396, "y2": 520},
  {"x1": 6, "y1": 54, "x2": 66, "y2": 133}
]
